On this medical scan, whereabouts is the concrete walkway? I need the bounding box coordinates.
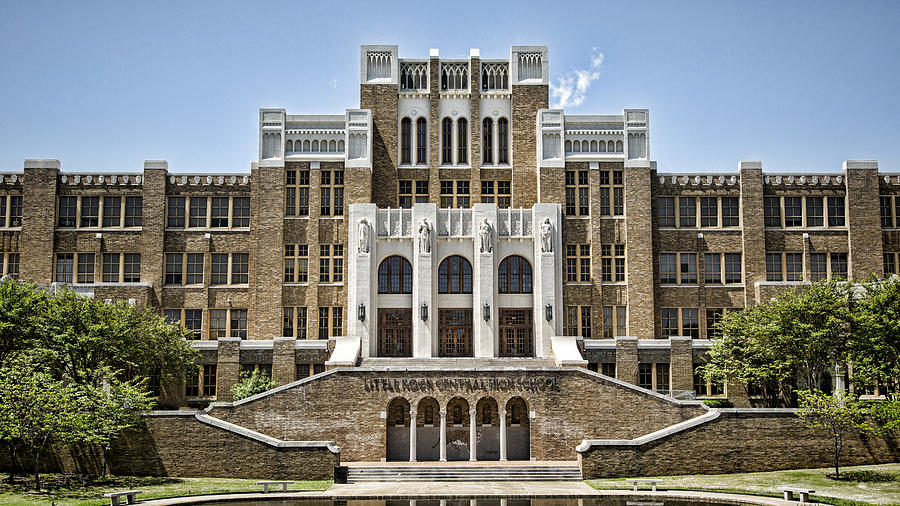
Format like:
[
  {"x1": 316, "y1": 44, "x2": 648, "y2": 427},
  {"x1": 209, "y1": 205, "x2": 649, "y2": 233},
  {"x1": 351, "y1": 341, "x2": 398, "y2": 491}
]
[{"x1": 137, "y1": 481, "x2": 820, "y2": 505}]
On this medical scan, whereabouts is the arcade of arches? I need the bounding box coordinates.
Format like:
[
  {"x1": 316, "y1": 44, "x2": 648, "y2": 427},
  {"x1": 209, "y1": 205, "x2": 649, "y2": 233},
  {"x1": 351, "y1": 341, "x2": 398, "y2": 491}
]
[{"x1": 386, "y1": 395, "x2": 530, "y2": 462}]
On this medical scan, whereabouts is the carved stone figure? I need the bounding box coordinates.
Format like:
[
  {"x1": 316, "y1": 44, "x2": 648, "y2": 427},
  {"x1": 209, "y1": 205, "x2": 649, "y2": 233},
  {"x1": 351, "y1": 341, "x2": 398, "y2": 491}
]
[
  {"x1": 478, "y1": 218, "x2": 493, "y2": 254},
  {"x1": 418, "y1": 218, "x2": 431, "y2": 254},
  {"x1": 357, "y1": 218, "x2": 370, "y2": 254},
  {"x1": 540, "y1": 218, "x2": 553, "y2": 253}
]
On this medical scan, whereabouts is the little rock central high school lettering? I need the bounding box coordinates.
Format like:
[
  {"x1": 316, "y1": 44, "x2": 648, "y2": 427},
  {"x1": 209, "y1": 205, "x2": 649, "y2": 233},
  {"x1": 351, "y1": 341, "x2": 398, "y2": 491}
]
[{"x1": 363, "y1": 376, "x2": 561, "y2": 394}]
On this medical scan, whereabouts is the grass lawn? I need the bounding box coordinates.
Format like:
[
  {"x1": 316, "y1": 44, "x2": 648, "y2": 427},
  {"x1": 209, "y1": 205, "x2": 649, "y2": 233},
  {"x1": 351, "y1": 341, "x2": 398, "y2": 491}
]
[
  {"x1": 0, "y1": 474, "x2": 332, "y2": 506},
  {"x1": 586, "y1": 463, "x2": 900, "y2": 506}
]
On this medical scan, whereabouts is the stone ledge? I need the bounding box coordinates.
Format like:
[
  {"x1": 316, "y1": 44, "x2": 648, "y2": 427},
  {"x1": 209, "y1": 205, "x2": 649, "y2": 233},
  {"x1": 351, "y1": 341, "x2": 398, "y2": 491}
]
[
  {"x1": 194, "y1": 413, "x2": 340, "y2": 453},
  {"x1": 576, "y1": 409, "x2": 721, "y2": 450}
]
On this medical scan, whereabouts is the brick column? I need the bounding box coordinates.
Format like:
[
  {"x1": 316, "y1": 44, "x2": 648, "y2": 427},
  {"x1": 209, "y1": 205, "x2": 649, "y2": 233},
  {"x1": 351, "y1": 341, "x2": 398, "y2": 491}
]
[
  {"x1": 510, "y1": 84, "x2": 547, "y2": 208},
  {"x1": 273, "y1": 337, "x2": 296, "y2": 385},
  {"x1": 469, "y1": 50, "x2": 482, "y2": 203},
  {"x1": 141, "y1": 161, "x2": 167, "y2": 307},
  {"x1": 159, "y1": 375, "x2": 185, "y2": 410},
  {"x1": 216, "y1": 338, "x2": 241, "y2": 402},
  {"x1": 669, "y1": 336, "x2": 693, "y2": 394},
  {"x1": 615, "y1": 336, "x2": 638, "y2": 385},
  {"x1": 427, "y1": 49, "x2": 441, "y2": 199},
  {"x1": 739, "y1": 161, "x2": 765, "y2": 306},
  {"x1": 728, "y1": 379, "x2": 751, "y2": 408},
  {"x1": 251, "y1": 165, "x2": 285, "y2": 339},
  {"x1": 624, "y1": 166, "x2": 654, "y2": 338},
  {"x1": 359, "y1": 84, "x2": 398, "y2": 208},
  {"x1": 21, "y1": 159, "x2": 59, "y2": 283},
  {"x1": 844, "y1": 160, "x2": 883, "y2": 279}
]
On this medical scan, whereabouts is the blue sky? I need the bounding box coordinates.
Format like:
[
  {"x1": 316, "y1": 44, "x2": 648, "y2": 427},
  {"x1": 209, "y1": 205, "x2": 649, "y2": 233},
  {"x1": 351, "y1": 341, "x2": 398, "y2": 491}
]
[{"x1": 1, "y1": 0, "x2": 898, "y2": 173}]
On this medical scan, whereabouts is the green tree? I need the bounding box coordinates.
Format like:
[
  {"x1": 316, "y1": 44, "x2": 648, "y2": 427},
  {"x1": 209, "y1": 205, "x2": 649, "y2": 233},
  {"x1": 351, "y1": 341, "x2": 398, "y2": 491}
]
[
  {"x1": 796, "y1": 389, "x2": 878, "y2": 479},
  {"x1": 0, "y1": 363, "x2": 83, "y2": 491},
  {"x1": 231, "y1": 369, "x2": 278, "y2": 401},
  {"x1": 848, "y1": 276, "x2": 900, "y2": 397},
  {"x1": 0, "y1": 280, "x2": 49, "y2": 368}
]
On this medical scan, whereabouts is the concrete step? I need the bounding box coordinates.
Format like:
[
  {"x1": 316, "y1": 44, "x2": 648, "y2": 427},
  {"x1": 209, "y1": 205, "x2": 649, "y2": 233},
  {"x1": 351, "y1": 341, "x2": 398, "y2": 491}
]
[{"x1": 346, "y1": 464, "x2": 582, "y2": 482}]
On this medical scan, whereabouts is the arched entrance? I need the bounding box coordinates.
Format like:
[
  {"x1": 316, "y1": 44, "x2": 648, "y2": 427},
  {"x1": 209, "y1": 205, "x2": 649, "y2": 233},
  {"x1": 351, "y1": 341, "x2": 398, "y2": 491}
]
[
  {"x1": 445, "y1": 397, "x2": 470, "y2": 461},
  {"x1": 475, "y1": 397, "x2": 500, "y2": 460},
  {"x1": 505, "y1": 397, "x2": 530, "y2": 460},
  {"x1": 385, "y1": 397, "x2": 410, "y2": 461},
  {"x1": 416, "y1": 397, "x2": 440, "y2": 461}
]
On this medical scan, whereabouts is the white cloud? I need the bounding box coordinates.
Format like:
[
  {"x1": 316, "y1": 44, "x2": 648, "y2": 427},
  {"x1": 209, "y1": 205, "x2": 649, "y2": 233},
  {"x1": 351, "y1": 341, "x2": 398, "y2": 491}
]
[
  {"x1": 330, "y1": 79, "x2": 338, "y2": 89},
  {"x1": 550, "y1": 47, "x2": 604, "y2": 109}
]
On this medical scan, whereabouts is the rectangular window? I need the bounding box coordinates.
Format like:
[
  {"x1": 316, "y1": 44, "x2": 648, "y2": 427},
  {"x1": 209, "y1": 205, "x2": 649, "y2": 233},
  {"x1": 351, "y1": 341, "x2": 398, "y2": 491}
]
[
  {"x1": 704, "y1": 253, "x2": 721, "y2": 284},
  {"x1": 319, "y1": 245, "x2": 344, "y2": 283},
  {"x1": 766, "y1": 253, "x2": 783, "y2": 281},
  {"x1": 783, "y1": 197, "x2": 802, "y2": 227},
  {"x1": 700, "y1": 197, "x2": 718, "y2": 227},
  {"x1": 706, "y1": 308, "x2": 724, "y2": 339},
  {"x1": 184, "y1": 309, "x2": 202, "y2": 338},
  {"x1": 232, "y1": 197, "x2": 250, "y2": 227},
  {"x1": 566, "y1": 244, "x2": 590, "y2": 282},
  {"x1": 55, "y1": 253, "x2": 74, "y2": 283},
  {"x1": 679, "y1": 197, "x2": 696, "y2": 227},
  {"x1": 680, "y1": 253, "x2": 697, "y2": 284},
  {"x1": 123, "y1": 253, "x2": 141, "y2": 282},
  {"x1": 167, "y1": 197, "x2": 186, "y2": 228},
  {"x1": 661, "y1": 308, "x2": 678, "y2": 337},
  {"x1": 600, "y1": 244, "x2": 625, "y2": 282},
  {"x1": 125, "y1": 197, "x2": 142, "y2": 227},
  {"x1": 831, "y1": 252, "x2": 848, "y2": 279},
  {"x1": 5, "y1": 253, "x2": 19, "y2": 278},
  {"x1": 881, "y1": 196, "x2": 894, "y2": 228},
  {"x1": 185, "y1": 371, "x2": 199, "y2": 398},
  {"x1": 76, "y1": 253, "x2": 94, "y2": 283},
  {"x1": 658, "y1": 197, "x2": 675, "y2": 227},
  {"x1": 208, "y1": 309, "x2": 227, "y2": 339},
  {"x1": 602, "y1": 306, "x2": 613, "y2": 338},
  {"x1": 284, "y1": 244, "x2": 309, "y2": 283},
  {"x1": 601, "y1": 305, "x2": 627, "y2": 338},
  {"x1": 211, "y1": 253, "x2": 228, "y2": 285},
  {"x1": 231, "y1": 253, "x2": 249, "y2": 284},
  {"x1": 185, "y1": 253, "x2": 203, "y2": 284},
  {"x1": 103, "y1": 197, "x2": 122, "y2": 227},
  {"x1": 764, "y1": 196, "x2": 781, "y2": 227},
  {"x1": 601, "y1": 362, "x2": 616, "y2": 377},
  {"x1": 210, "y1": 197, "x2": 229, "y2": 227},
  {"x1": 806, "y1": 196, "x2": 824, "y2": 227},
  {"x1": 320, "y1": 170, "x2": 344, "y2": 215},
  {"x1": 884, "y1": 253, "x2": 897, "y2": 275},
  {"x1": 785, "y1": 253, "x2": 803, "y2": 281},
  {"x1": 285, "y1": 169, "x2": 310, "y2": 216},
  {"x1": 399, "y1": 180, "x2": 413, "y2": 208},
  {"x1": 189, "y1": 197, "x2": 207, "y2": 227},
  {"x1": 721, "y1": 197, "x2": 739, "y2": 227},
  {"x1": 656, "y1": 363, "x2": 670, "y2": 393},
  {"x1": 659, "y1": 253, "x2": 677, "y2": 284},
  {"x1": 318, "y1": 306, "x2": 343, "y2": 339},
  {"x1": 202, "y1": 365, "x2": 217, "y2": 397},
  {"x1": 638, "y1": 363, "x2": 653, "y2": 390},
  {"x1": 102, "y1": 253, "x2": 120, "y2": 282},
  {"x1": 682, "y1": 308, "x2": 699, "y2": 338},
  {"x1": 564, "y1": 306, "x2": 591, "y2": 338},
  {"x1": 481, "y1": 180, "x2": 511, "y2": 208},
  {"x1": 616, "y1": 306, "x2": 627, "y2": 336},
  {"x1": 598, "y1": 170, "x2": 624, "y2": 216},
  {"x1": 564, "y1": 170, "x2": 589, "y2": 216},
  {"x1": 827, "y1": 197, "x2": 845, "y2": 227},
  {"x1": 59, "y1": 197, "x2": 77, "y2": 227},
  {"x1": 165, "y1": 253, "x2": 183, "y2": 285},
  {"x1": 80, "y1": 196, "x2": 99, "y2": 227},
  {"x1": 282, "y1": 307, "x2": 308, "y2": 338},
  {"x1": 809, "y1": 253, "x2": 827, "y2": 282},
  {"x1": 230, "y1": 309, "x2": 247, "y2": 338},
  {"x1": 724, "y1": 253, "x2": 742, "y2": 284},
  {"x1": 601, "y1": 245, "x2": 611, "y2": 283}
]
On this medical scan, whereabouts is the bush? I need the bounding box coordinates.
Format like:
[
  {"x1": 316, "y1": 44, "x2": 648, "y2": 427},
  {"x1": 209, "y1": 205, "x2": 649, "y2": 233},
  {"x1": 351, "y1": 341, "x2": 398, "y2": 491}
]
[
  {"x1": 827, "y1": 470, "x2": 896, "y2": 482},
  {"x1": 230, "y1": 370, "x2": 278, "y2": 401}
]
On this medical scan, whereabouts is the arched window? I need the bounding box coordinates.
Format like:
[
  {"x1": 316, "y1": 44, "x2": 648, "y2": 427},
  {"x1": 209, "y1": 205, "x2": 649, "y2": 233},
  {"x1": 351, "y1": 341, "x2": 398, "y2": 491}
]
[
  {"x1": 590, "y1": 140, "x2": 597, "y2": 152},
  {"x1": 482, "y1": 118, "x2": 493, "y2": 164},
  {"x1": 565, "y1": 140, "x2": 572, "y2": 153},
  {"x1": 498, "y1": 118, "x2": 509, "y2": 164},
  {"x1": 400, "y1": 117, "x2": 412, "y2": 164},
  {"x1": 441, "y1": 118, "x2": 453, "y2": 164},
  {"x1": 329, "y1": 140, "x2": 336, "y2": 152},
  {"x1": 438, "y1": 255, "x2": 472, "y2": 293},
  {"x1": 312, "y1": 140, "x2": 319, "y2": 152},
  {"x1": 616, "y1": 140, "x2": 623, "y2": 152},
  {"x1": 599, "y1": 140, "x2": 606, "y2": 153},
  {"x1": 498, "y1": 255, "x2": 532, "y2": 294},
  {"x1": 303, "y1": 140, "x2": 310, "y2": 152},
  {"x1": 416, "y1": 118, "x2": 427, "y2": 164},
  {"x1": 457, "y1": 118, "x2": 467, "y2": 164},
  {"x1": 285, "y1": 139, "x2": 293, "y2": 152},
  {"x1": 378, "y1": 256, "x2": 412, "y2": 294}
]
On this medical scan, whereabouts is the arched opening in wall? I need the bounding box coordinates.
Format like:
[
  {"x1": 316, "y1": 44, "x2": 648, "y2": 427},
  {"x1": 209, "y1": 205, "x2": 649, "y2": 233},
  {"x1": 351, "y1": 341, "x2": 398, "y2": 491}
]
[
  {"x1": 312, "y1": 140, "x2": 319, "y2": 152},
  {"x1": 400, "y1": 117, "x2": 412, "y2": 164},
  {"x1": 285, "y1": 139, "x2": 293, "y2": 152},
  {"x1": 590, "y1": 140, "x2": 597, "y2": 152},
  {"x1": 497, "y1": 118, "x2": 509, "y2": 164},
  {"x1": 303, "y1": 140, "x2": 311, "y2": 152},
  {"x1": 445, "y1": 397, "x2": 470, "y2": 461},
  {"x1": 505, "y1": 397, "x2": 530, "y2": 460},
  {"x1": 616, "y1": 140, "x2": 623, "y2": 153},
  {"x1": 441, "y1": 118, "x2": 453, "y2": 164},
  {"x1": 386, "y1": 397, "x2": 411, "y2": 461},
  {"x1": 475, "y1": 397, "x2": 500, "y2": 461},
  {"x1": 416, "y1": 397, "x2": 440, "y2": 461},
  {"x1": 329, "y1": 140, "x2": 336, "y2": 152},
  {"x1": 565, "y1": 140, "x2": 572, "y2": 153},
  {"x1": 482, "y1": 117, "x2": 493, "y2": 164},
  {"x1": 599, "y1": 140, "x2": 607, "y2": 153},
  {"x1": 457, "y1": 117, "x2": 468, "y2": 164},
  {"x1": 416, "y1": 117, "x2": 427, "y2": 164}
]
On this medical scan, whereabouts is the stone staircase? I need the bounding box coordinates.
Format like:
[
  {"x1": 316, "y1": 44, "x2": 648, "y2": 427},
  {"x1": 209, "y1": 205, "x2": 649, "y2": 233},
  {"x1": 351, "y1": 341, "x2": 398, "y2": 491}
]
[{"x1": 346, "y1": 463, "x2": 583, "y2": 482}]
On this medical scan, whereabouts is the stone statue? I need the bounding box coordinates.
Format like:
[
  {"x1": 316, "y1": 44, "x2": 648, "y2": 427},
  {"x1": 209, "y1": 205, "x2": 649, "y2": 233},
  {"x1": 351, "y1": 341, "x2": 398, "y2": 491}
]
[
  {"x1": 418, "y1": 218, "x2": 431, "y2": 254},
  {"x1": 357, "y1": 218, "x2": 370, "y2": 254},
  {"x1": 540, "y1": 218, "x2": 553, "y2": 253},
  {"x1": 478, "y1": 218, "x2": 493, "y2": 254}
]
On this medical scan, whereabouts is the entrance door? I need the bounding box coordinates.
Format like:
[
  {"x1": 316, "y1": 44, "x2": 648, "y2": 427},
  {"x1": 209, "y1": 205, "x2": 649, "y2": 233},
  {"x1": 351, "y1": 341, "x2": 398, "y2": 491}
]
[
  {"x1": 438, "y1": 309, "x2": 473, "y2": 357},
  {"x1": 499, "y1": 309, "x2": 533, "y2": 357},
  {"x1": 378, "y1": 309, "x2": 412, "y2": 357}
]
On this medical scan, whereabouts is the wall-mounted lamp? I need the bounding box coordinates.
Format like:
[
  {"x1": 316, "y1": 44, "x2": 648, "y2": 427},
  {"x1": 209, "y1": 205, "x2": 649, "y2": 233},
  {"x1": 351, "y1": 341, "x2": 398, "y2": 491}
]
[
  {"x1": 545, "y1": 303, "x2": 553, "y2": 322},
  {"x1": 482, "y1": 302, "x2": 491, "y2": 322},
  {"x1": 358, "y1": 303, "x2": 366, "y2": 322},
  {"x1": 697, "y1": 232, "x2": 704, "y2": 239},
  {"x1": 420, "y1": 302, "x2": 428, "y2": 322}
]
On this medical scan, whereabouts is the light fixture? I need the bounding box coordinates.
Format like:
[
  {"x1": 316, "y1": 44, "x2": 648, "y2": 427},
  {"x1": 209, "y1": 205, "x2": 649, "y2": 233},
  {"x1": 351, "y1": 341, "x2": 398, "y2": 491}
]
[
  {"x1": 420, "y1": 302, "x2": 428, "y2": 321},
  {"x1": 545, "y1": 303, "x2": 553, "y2": 322},
  {"x1": 482, "y1": 302, "x2": 491, "y2": 322},
  {"x1": 358, "y1": 303, "x2": 366, "y2": 322}
]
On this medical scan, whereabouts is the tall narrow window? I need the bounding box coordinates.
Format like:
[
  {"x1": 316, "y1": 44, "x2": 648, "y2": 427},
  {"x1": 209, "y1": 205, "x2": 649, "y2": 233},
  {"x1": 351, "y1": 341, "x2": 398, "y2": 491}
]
[
  {"x1": 457, "y1": 118, "x2": 467, "y2": 164},
  {"x1": 416, "y1": 118, "x2": 427, "y2": 164},
  {"x1": 285, "y1": 169, "x2": 310, "y2": 216},
  {"x1": 59, "y1": 197, "x2": 77, "y2": 227},
  {"x1": 482, "y1": 118, "x2": 493, "y2": 164},
  {"x1": 498, "y1": 118, "x2": 509, "y2": 164},
  {"x1": 125, "y1": 197, "x2": 142, "y2": 227},
  {"x1": 400, "y1": 117, "x2": 412, "y2": 164},
  {"x1": 80, "y1": 197, "x2": 99, "y2": 227},
  {"x1": 103, "y1": 197, "x2": 121, "y2": 227},
  {"x1": 441, "y1": 118, "x2": 453, "y2": 164},
  {"x1": 167, "y1": 197, "x2": 185, "y2": 227},
  {"x1": 320, "y1": 170, "x2": 344, "y2": 215}
]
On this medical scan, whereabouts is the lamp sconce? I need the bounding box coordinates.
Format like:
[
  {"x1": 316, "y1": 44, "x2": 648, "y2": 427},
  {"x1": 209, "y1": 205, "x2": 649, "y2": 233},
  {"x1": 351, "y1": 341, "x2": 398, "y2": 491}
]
[
  {"x1": 420, "y1": 302, "x2": 428, "y2": 322},
  {"x1": 697, "y1": 232, "x2": 704, "y2": 239},
  {"x1": 357, "y1": 303, "x2": 366, "y2": 322},
  {"x1": 545, "y1": 303, "x2": 553, "y2": 322},
  {"x1": 482, "y1": 302, "x2": 491, "y2": 322}
]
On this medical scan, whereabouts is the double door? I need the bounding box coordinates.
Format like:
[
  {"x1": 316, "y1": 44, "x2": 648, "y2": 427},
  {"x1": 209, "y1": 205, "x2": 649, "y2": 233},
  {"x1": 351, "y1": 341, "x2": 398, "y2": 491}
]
[{"x1": 378, "y1": 309, "x2": 412, "y2": 357}]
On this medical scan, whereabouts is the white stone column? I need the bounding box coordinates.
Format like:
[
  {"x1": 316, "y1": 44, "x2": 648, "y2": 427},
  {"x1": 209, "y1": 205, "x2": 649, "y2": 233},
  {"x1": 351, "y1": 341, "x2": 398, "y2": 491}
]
[
  {"x1": 409, "y1": 409, "x2": 417, "y2": 462},
  {"x1": 347, "y1": 203, "x2": 378, "y2": 357},
  {"x1": 532, "y1": 203, "x2": 563, "y2": 358},
  {"x1": 499, "y1": 408, "x2": 507, "y2": 461},
  {"x1": 439, "y1": 408, "x2": 447, "y2": 461},
  {"x1": 472, "y1": 204, "x2": 497, "y2": 358},
  {"x1": 412, "y1": 203, "x2": 438, "y2": 357},
  {"x1": 469, "y1": 410, "x2": 477, "y2": 461}
]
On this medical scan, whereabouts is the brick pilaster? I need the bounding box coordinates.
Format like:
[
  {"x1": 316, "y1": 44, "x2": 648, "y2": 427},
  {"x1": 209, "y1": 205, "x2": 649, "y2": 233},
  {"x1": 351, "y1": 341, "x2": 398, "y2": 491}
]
[
  {"x1": 624, "y1": 166, "x2": 654, "y2": 338},
  {"x1": 844, "y1": 160, "x2": 883, "y2": 279},
  {"x1": 216, "y1": 338, "x2": 241, "y2": 402},
  {"x1": 510, "y1": 85, "x2": 547, "y2": 208},
  {"x1": 141, "y1": 161, "x2": 167, "y2": 307},
  {"x1": 615, "y1": 336, "x2": 638, "y2": 385},
  {"x1": 273, "y1": 337, "x2": 296, "y2": 385},
  {"x1": 251, "y1": 165, "x2": 284, "y2": 339},
  {"x1": 360, "y1": 84, "x2": 398, "y2": 208},
  {"x1": 739, "y1": 162, "x2": 766, "y2": 306},
  {"x1": 669, "y1": 336, "x2": 693, "y2": 393},
  {"x1": 21, "y1": 159, "x2": 59, "y2": 283}
]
